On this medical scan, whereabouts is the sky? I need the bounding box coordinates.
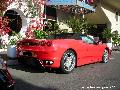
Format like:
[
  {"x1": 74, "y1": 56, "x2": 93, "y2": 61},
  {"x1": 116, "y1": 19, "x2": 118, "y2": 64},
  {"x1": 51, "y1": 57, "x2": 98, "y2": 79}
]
[
  {"x1": 46, "y1": 0, "x2": 95, "y2": 11},
  {"x1": 46, "y1": 0, "x2": 77, "y2": 5}
]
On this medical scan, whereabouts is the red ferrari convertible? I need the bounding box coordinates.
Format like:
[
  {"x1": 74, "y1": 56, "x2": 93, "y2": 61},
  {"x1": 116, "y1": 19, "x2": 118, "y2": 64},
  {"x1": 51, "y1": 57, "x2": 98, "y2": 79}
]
[{"x1": 17, "y1": 33, "x2": 110, "y2": 73}]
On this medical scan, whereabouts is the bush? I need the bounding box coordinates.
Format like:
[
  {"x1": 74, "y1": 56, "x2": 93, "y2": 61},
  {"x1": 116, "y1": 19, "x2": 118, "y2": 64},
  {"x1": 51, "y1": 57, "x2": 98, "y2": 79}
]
[
  {"x1": 112, "y1": 31, "x2": 120, "y2": 45},
  {"x1": 33, "y1": 30, "x2": 48, "y2": 39},
  {"x1": 8, "y1": 31, "x2": 23, "y2": 46},
  {"x1": 64, "y1": 16, "x2": 96, "y2": 34},
  {"x1": 102, "y1": 28, "x2": 113, "y2": 43}
]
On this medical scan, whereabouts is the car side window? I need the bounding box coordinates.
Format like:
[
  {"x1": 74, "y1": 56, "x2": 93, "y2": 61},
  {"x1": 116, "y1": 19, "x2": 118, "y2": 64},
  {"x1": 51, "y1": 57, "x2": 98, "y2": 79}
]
[{"x1": 80, "y1": 36, "x2": 94, "y2": 44}]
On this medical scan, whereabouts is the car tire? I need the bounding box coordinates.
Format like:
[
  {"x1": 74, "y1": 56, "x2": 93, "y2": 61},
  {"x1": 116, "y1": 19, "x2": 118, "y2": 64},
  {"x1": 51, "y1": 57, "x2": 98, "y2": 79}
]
[
  {"x1": 60, "y1": 50, "x2": 76, "y2": 74},
  {"x1": 102, "y1": 49, "x2": 109, "y2": 63}
]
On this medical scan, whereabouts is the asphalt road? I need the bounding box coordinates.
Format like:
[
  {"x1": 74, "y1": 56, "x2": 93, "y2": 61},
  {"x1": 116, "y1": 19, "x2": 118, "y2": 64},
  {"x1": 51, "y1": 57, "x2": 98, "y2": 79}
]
[{"x1": 7, "y1": 51, "x2": 120, "y2": 90}]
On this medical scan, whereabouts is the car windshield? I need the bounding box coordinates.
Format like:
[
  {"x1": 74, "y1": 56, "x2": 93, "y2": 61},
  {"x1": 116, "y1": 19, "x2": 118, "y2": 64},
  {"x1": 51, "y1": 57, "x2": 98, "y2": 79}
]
[{"x1": 80, "y1": 35, "x2": 95, "y2": 44}]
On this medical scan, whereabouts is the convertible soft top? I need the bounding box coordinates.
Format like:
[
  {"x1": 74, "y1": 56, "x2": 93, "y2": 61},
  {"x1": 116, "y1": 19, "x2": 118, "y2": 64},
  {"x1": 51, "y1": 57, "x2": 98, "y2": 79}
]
[{"x1": 47, "y1": 33, "x2": 84, "y2": 40}]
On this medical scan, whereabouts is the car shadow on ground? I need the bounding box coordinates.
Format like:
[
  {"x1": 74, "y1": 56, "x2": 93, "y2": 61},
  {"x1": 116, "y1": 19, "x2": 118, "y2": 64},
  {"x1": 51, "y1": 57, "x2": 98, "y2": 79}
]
[
  {"x1": 8, "y1": 63, "x2": 59, "y2": 74},
  {"x1": 14, "y1": 77, "x2": 58, "y2": 90},
  {"x1": 8, "y1": 63, "x2": 47, "y2": 73}
]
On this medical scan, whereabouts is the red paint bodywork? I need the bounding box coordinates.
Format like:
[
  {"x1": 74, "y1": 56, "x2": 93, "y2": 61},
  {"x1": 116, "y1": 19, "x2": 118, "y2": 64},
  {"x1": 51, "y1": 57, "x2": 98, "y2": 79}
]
[{"x1": 17, "y1": 38, "x2": 110, "y2": 68}]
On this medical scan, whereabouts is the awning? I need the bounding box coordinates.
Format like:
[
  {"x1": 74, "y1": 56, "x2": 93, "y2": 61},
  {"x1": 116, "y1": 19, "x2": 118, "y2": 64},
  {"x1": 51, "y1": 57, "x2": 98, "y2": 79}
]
[
  {"x1": 84, "y1": 6, "x2": 110, "y2": 24},
  {"x1": 56, "y1": 5, "x2": 94, "y2": 15}
]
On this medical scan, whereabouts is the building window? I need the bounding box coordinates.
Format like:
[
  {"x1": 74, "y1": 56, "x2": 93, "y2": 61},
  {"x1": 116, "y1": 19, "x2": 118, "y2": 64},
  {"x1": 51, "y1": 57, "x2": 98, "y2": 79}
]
[{"x1": 45, "y1": 6, "x2": 57, "y2": 20}]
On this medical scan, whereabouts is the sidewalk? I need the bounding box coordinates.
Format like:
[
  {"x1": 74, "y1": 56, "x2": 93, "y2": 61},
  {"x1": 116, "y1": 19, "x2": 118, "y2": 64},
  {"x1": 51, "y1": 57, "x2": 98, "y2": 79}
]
[
  {"x1": 0, "y1": 49, "x2": 18, "y2": 65},
  {"x1": 112, "y1": 45, "x2": 120, "y2": 51}
]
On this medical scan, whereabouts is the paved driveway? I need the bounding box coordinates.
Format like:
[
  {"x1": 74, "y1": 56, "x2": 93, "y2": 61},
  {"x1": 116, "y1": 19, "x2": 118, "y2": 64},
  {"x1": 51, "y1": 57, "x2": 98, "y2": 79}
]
[{"x1": 1, "y1": 51, "x2": 120, "y2": 90}]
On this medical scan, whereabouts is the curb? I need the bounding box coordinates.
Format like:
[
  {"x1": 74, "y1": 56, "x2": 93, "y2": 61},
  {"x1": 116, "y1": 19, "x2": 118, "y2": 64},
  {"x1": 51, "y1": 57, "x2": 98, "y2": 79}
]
[{"x1": 7, "y1": 59, "x2": 19, "y2": 66}]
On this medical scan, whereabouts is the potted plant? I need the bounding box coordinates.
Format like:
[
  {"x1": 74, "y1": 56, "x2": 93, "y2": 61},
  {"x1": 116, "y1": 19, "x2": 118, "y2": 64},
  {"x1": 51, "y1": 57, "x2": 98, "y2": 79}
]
[
  {"x1": 112, "y1": 31, "x2": 120, "y2": 50},
  {"x1": 7, "y1": 31, "x2": 22, "y2": 59}
]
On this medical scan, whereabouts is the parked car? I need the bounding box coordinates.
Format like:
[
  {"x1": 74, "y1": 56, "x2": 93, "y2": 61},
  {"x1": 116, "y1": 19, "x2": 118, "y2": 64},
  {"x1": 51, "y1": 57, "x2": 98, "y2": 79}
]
[
  {"x1": 0, "y1": 61, "x2": 15, "y2": 90},
  {"x1": 17, "y1": 33, "x2": 110, "y2": 74}
]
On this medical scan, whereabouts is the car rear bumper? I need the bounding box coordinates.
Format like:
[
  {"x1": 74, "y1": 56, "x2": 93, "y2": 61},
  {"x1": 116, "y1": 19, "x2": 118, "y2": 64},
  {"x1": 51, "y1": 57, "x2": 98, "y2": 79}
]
[{"x1": 17, "y1": 56, "x2": 60, "y2": 68}]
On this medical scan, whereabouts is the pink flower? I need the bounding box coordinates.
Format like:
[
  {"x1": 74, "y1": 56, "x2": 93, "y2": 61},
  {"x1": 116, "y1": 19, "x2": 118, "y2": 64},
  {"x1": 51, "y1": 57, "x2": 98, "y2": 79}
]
[
  {"x1": 25, "y1": 17, "x2": 43, "y2": 39},
  {"x1": 0, "y1": 16, "x2": 11, "y2": 36}
]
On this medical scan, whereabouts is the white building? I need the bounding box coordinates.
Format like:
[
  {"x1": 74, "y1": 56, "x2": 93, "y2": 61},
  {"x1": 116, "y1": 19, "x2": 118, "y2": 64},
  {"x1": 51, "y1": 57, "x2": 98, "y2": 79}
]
[
  {"x1": 3, "y1": 0, "x2": 94, "y2": 35},
  {"x1": 85, "y1": 0, "x2": 120, "y2": 34},
  {"x1": 5, "y1": 0, "x2": 120, "y2": 37},
  {"x1": 3, "y1": 0, "x2": 45, "y2": 36},
  {"x1": 84, "y1": 0, "x2": 120, "y2": 49}
]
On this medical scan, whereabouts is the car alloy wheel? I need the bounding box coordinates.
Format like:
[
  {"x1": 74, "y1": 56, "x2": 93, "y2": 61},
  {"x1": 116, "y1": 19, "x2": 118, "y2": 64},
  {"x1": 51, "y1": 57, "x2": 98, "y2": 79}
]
[
  {"x1": 60, "y1": 50, "x2": 76, "y2": 74},
  {"x1": 102, "y1": 49, "x2": 109, "y2": 63}
]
